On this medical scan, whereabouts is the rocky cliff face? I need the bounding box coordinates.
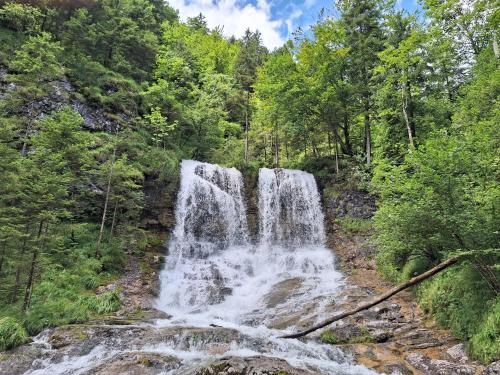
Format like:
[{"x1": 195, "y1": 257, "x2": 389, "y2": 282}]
[
  {"x1": 141, "y1": 174, "x2": 179, "y2": 232},
  {"x1": 0, "y1": 66, "x2": 122, "y2": 132},
  {"x1": 325, "y1": 189, "x2": 376, "y2": 219},
  {"x1": 243, "y1": 171, "x2": 259, "y2": 241}
]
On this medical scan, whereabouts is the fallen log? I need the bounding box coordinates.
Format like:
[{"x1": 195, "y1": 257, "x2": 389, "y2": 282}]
[{"x1": 279, "y1": 255, "x2": 461, "y2": 339}]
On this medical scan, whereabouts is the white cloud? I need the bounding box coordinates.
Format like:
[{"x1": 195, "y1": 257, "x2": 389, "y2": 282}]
[
  {"x1": 286, "y1": 9, "x2": 303, "y2": 35},
  {"x1": 168, "y1": 0, "x2": 285, "y2": 49}
]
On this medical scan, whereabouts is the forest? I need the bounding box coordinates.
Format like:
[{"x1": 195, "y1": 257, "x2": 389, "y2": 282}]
[{"x1": 0, "y1": 0, "x2": 498, "y2": 366}]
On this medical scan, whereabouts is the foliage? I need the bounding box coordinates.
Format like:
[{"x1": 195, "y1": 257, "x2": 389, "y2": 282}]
[
  {"x1": 0, "y1": 2, "x2": 42, "y2": 33},
  {"x1": 336, "y1": 217, "x2": 373, "y2": 234},
  {"x1": 9, "y1": 32, "x2": 64, "y2": 81},
  {"x1": 320, "y1": 330, "x2": 339, "y2": 345},
  {"x1": 469, "y1": 300, "x2": 500, "y2": 363},
  {"x1": 0, "y1": 317, "x2": 28, "y2": 351}
]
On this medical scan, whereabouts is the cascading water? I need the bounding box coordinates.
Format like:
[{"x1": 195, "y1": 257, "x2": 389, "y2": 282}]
[
  {"x1": 258, "y1": 168, "x2": 325, "y2": 247},
  {"x1": 157, "y1": 160, "x2": 250, "y2": 309},
  {"x1": 153, "y1": 161, "x2": 377, "y2": 374}
]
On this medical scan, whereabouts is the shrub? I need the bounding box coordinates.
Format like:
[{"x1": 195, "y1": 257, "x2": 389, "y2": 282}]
[{"x1": 320, "y1": 330, "x2": 339, "y2": 345}]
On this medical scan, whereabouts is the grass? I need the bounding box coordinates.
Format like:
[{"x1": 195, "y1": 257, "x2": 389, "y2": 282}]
[
  {"x1": 0, "y1": 317, "x2": 28, "y2": 351},
  {"x1": 336, "y1": 216, "x2": 373, "y2": 233}
]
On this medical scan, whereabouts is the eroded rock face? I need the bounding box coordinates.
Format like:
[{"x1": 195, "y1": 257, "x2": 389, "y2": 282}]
[
  {"x1": 325, "y1": 190, "x2": 376, "y2": 219},
  {"x1": 405, "y1": 352, "x2": 477, "y2": 375},
  {"x1": 141, "y1": 174, "x2": 178, "y2": 231}
]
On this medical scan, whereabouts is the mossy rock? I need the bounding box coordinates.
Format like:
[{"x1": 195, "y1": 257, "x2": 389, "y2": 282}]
[{"x1": 320, "y1": 324, "x2": 375, "y2": 345}]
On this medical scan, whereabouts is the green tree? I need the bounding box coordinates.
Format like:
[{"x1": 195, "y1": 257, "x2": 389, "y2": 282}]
[
  {"x1": 0, "y1": 2, "x2": 42, "y2": 33},
  {"x1": 234, "y1": 29, "x2": 267, "y2": 164},
  {"x1": 338, "y1": 0, "x2": 385, "y2": 165}
]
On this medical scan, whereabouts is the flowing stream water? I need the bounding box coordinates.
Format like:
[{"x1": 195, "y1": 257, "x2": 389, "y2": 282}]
[{"x1": 21, "y1": 160, "x2": 380, "y2": 375}]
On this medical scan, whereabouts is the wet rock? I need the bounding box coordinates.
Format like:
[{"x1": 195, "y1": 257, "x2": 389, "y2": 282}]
[
  {"x1": 265, "y1": 277, "x2": 304, "y2": 308},
  {"x1": 185, "y1": 356, "x2": 319, "y2": 375},
  {"x1": 480, "y1": 361, "x2": 500, "y2": 375},
  {"x1": 141, "y1": 174, "x2": 178, "y2": 231},
  {"x1": 326, "y1": 323, "x2": 363, "y2": 343},
  {"x1": 406, "y1": 352, "x2": 477, "y2": 375},
  {"x1": 399, "y1": 329, "x2": 443, "y2": 349},
  {"x1": 83, "y1": 352, "x2": 182, "y2": 375},
  {"x1": 48, "y1": 326, "x2": 89, "y2": 349},
  {"x1": 0, "y1": 345, "x2": 47, "y2": 375},
  {"x1": 370, "y1": 329, "x2": 391, "y2": 343}
]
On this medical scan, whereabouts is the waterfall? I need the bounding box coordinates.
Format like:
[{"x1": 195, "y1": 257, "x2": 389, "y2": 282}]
[
  {"x1": 170, "y1": 159, "x2": 248, "y2": 259},
  {"x1": 153, "y1": 161, "x2": 375, "y2": 375},
  {"x1": 157, "y1": 160, "x2": 249, "y2": 310},
  {"x1": 258, "y1": 168, "x2": 325, "y2": 247}
]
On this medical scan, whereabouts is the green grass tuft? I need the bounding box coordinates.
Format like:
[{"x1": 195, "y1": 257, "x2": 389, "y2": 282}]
[{"x1": 0, "y1": 317, "x2": 28, "y2": 351}]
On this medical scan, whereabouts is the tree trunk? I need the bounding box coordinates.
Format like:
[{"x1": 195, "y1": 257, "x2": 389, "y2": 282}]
[
  {"x1": 333, "y1": 125, "x2": 348, "y2": 155},
  {"x1": 285, "y1": 131, "x2": 289, "y2": 161},
  {"x1": 22, "y1": 247, "x2": 38, "y2": 312},
  {"x1": 263, "y1": 134, "x2": 267, "y2": 163},
  {"x1": 365, "y1": 111, "x2": 371, "y2": 166},
  {"x1": 274, "y1": 123, "x2": 280, "y2": 167},
  {"x1": 452, "y1": 233, "x2": 499, "y2": 295},
  {"x1": 21, "y1": 122, "x2": 34, "y2": 156},
  {"x1": 343, "y1": 112, "x2": 352, "y2": 156},
  {"x1": 327, "y1": 132, "x2": 332, "y2": 156},
  {"x1": 110, "y1": 201, "x2": 119, "y2": 239},
  {"x1": 22, "y1": 221, "x2": 44, "y2": 312},
  {"x1": 402, "y1": 87, "x2": 415, "y2": 148},
  {"x1": 244, "y1": 91, "x2": 250, "y2": 165},
  {"x1": 11, "y1": 234, "x2": 29, "y2": 304},
  {"x1": 280, "y1": 255, "x2": 461, "y2": 339},
  {"x1": 0, "y1": 242, "x2": 5, "y2": 275},
  {"x1": 334, "y1": 138, "x2": 340, "y2": 175},
  {"x1": 96, "y1": 146, "x2": 116, "y2": 258}
]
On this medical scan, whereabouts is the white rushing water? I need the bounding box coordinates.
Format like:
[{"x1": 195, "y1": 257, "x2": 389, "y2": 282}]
[{"x1": 154, "y1": 161, "x2": 378, "y2": 374}]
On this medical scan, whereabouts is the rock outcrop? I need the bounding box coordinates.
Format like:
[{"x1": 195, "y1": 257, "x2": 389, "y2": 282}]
[{"x1": 0, "y1": 67, "x2": 122, "y2": 132}]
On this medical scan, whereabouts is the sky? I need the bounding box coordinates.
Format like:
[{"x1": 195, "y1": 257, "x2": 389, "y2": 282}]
[{"x1": 167, "y1": 0, "x2": 420, "y2": 50}]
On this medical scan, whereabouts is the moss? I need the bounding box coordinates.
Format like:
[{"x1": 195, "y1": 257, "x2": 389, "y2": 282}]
[
  {"x1": 320, "y1": 326, "x2": 375, "y2": 345},
  {"x1": 137, "y1": 356, "x2": 152, "y2": 367},
  {"x1": 346, "y1": 326, "x2": 375, "y2": 344}
]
